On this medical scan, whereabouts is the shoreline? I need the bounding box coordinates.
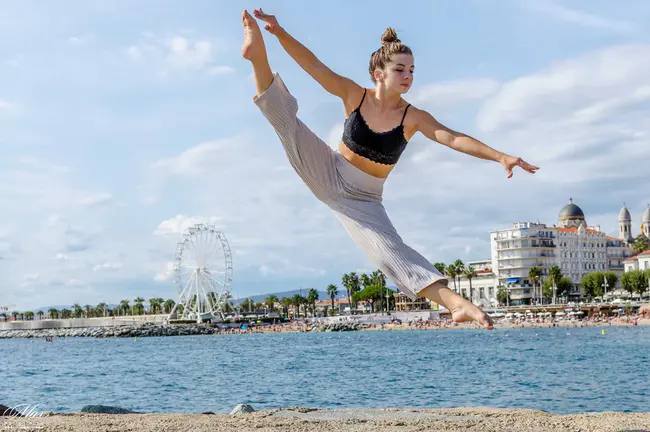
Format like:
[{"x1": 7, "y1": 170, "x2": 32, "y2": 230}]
[
  {"x1": 0, "y1": 317, "x2": 647, "y2": 339},
  {"x1": 3, "y1": 407, "x2": 650, "y2": 432}
]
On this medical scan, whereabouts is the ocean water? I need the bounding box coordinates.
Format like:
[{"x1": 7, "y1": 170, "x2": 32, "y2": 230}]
[{"x1": 2, "y1": 326, "x2": 649, "y2": 414}]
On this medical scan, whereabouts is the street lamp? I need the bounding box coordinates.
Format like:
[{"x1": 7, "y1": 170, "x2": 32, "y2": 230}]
[
  {"x1": 602, "y1": 277, "x2": 608, "y2": 302},
  {"x1": 386, "y1": 290, "x2": 391, "y2": 315}
]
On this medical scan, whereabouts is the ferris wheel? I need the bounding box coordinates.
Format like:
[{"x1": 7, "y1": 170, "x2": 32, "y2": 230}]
[{"x1": 168, "y1": 223, "x2": 233, "y2": 322}]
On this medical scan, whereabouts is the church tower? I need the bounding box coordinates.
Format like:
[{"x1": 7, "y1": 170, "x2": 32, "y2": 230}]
[
  {"x1": 618, "y1": 203, "x2": 632, "y2": 242},
  {"x1": 642, "y1": 204, "x2": 650, "y2": 237}
]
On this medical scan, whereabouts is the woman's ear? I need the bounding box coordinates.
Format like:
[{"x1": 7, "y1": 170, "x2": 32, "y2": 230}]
[{"x1": 373, "y1": 68, "x2": 383, "y2": 83}]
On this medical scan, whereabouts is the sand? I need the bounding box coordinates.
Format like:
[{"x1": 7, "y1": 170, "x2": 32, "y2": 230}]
[{"x1": 3, "y1": 407, "x2": 650, "y2": 432}]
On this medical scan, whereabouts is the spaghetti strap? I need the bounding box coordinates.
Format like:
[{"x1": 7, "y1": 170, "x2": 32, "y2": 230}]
[
  {"x1": 400, "y1": 104, "x2": 411, "y2": 126},
  {"x1": 356, "y1": 89, "x2": 367, "y2": 110}
]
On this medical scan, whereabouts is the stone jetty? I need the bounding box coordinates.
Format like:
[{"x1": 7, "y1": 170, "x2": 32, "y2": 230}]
[{"x1": 0, "y1": 321, "x2": 369, "y2": 339}]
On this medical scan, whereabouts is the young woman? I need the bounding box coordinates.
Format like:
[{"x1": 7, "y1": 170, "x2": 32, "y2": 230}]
[{"x1": 242, "y1": 9, "x2": 539, "y2": 329}]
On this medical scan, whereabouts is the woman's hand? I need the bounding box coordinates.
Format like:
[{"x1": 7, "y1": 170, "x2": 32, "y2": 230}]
[
  {"x1": 253, "y1": 8, "x2": 282, "y2": 35},
  {"x1": 500, "y1": 154, "x2": 539, "y2": 178}
]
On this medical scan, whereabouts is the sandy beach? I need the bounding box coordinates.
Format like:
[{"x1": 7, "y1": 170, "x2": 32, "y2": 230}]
[{"x1": 3, "y1": 407, "x2": 650, "y2": 432}]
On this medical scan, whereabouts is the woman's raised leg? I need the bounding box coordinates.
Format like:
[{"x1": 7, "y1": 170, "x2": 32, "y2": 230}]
[
  {"x1": 242, "y1": 10, "x2": 340, "y2": 204},
  {"x1": 241, "y1": 10, "x2": 273, "y2": 97}
]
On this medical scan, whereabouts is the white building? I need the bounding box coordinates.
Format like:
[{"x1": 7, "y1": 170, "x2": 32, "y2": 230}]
[
  {"x1": 624, "y1": 250, "x2": 650, "y2": 272},
  {"x1": 490, "y1": 199, "x2": 638, "y2": 305},
  {"x1": 455, "y1": 264, "x2": 498, "y2": 308}
]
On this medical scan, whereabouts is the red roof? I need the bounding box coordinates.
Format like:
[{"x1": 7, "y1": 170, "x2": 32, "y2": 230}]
[{"x1": 557, "y1": 227, "x2": 601, "y2": 234}]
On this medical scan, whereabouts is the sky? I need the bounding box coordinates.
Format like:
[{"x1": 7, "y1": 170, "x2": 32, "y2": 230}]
[{"x1": 1, "y1": 0, "x2": 649, "y2": 311}]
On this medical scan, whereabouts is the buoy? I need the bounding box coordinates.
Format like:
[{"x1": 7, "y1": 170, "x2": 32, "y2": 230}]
[{"x1": 602, "y1": 329, "x2": 606, "y2": 335}]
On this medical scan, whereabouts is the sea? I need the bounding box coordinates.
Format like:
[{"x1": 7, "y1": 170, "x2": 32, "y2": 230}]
[{"x1": 2, "y1": 326, "x2": 648, "y2": 414}]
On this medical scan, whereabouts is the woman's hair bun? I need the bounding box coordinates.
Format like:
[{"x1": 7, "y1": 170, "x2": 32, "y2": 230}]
[{"x1": 380, "y1": 27, "x2": 400, "y2": 45}]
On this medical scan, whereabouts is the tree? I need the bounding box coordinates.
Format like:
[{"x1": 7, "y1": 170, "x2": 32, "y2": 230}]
[
  {"x1": 549, "y1": 265, "x2": 563, "y2": 302},
  {"x1": 163, "y1": 299, "x2": 176, "y2": 314},
  {"x1": 446, "y1": 265, "x2": 458, "y2": 292},
  {"x1": 454, "y1": 260, "x2": 465, "y2": 291},
  {"x1": 134, "y1": 297, "x2": 145, "y2": 315},
  {"x1": 241, "y1": 298, "x2": 255, "y2": 313},
  {"x1": 281, "y1": 297, "x2": 293, "y2": 318},
  {"x1": 342, "y1": 272, "x2": 360, "y2": 314},
  {"x1": 464, "y1": 267, "x2": 477, "y2": 303},
  {"x1": 433, "y1": 262, "x2": 446, "y2": 274},
  {"x1": 48, "y1": 308, "x2": 59, "y2": 319},
  {"x1": 291, "y1": 294, "x2": 305, "y2": 318},
  {"x1": 633, "y1": 236, "x2": 649, "y2": 254},
  {"x1": 72, "y1": 303, "x2": 83, "y2": 318},
  {"x1": 353, "y1": 285, "x2": 396, "y2": 313},
  {"x1": 264, "y1": 295, "x2": 279, "y2": 312},
  {"x1": 326, "y1": 284, "x2": 338, "y2": 311},
  {"x1": 96, "y1": 303, "x2": 109, "y2": 317},
  {"x1": 543, "y1": 277, "x2": 572, "y2": 298},
  {"x1": 621, "y1": 272, "x2": 635, "y2": 296},
  {"x1": 307, "y1": 288, "x2": 319, "y2": 317},
  {"x1": 496, "y1": 286, "x2": 510, "y2": 306},
  {"x1": 120, "y1": 300, "x2": 130, "y2": 316},
  {"x1": 528, "y1": 267, "x2": 542, "y2": 304}
]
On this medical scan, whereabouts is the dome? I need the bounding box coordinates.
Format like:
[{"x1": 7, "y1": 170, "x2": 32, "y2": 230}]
[
  {"x1": 643, "y1": 205, "x2": 650, "y2": 223},
  {"x1": 559, "y1": 199, "x2": 585, "y2": 221},
  {"x1": 619, "y1": 205, "x2": 631, "y2": 222}
]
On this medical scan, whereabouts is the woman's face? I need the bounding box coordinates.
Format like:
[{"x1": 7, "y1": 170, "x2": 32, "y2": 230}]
[{"x1": 379, "y1": 53, "x2": 415, "y2": 94}]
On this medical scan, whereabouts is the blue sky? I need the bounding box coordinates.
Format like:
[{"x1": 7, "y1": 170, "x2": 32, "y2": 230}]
[{"x1": 1, "y1": 0, "x2": 649, "y2": 311}]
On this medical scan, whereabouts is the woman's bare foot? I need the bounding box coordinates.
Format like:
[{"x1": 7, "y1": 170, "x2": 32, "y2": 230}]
[
  {"x1": 241, "y1": 10, "x2": 266, "y2": 61},
  {"x1": 450, "y1": 298, "x2": 494, "y2": 330},
  {"x1": 419, "y1": 283, "x2": 494, "y2": 330}
]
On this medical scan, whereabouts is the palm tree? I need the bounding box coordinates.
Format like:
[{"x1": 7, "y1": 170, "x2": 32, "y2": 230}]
[
  {"x1": 446, "y1": 265, "x2": 458, "y2": 292},
  {"x1": 528, "y1": 267, "x2": 542, "y2": 305},
  {"x1": 36, "y1": 311, "x2": 44, "y2": 320},
  {"x1": 549, "y1": 266, "x2": 563, "y2": 303},
  {"x1": 264, "y1": 295, "x2": 279, "y2": 313},
  {"x1": 48, "y1": 308, "x2": 59, "y2": 319},
  {"x1": 433, "y1": 262, "x2": 446, "y2": 275},
  {"x1": 281, "y1": 297, "x2": 292, "y2": 318},
  {"x1": 96, "y1": 303, "x2": 108, "y2": 317},
  {"x1": 342, "y1": 273, "x2": 360, "y2": 315},
  {"x1": 371, "y1": 269, "x2": 387, "y2": 312},
  {"x1": 307, "y1": 288, "x2": 319, "y2": 317},
  {"x1": 72, "y1": 303, "x2": 83, "y2": 318},
  {"x1": 24, "y1": 311, "x2": 34, "y2": 320},
  {"x1": 453, "y1": 260, "x2": 465, "y2": 291},
  {"x1": 60, "y1": 308, "x2": 72, "y2": 319},
  {"x1": 119, "y1": 300, "x2": 130, "y2": 316},
  {"x1": 326, "y1": 284, "x2": 338, "y2": 312},
  {"x1": 291, "y1": 294, "x2": 303, "y2": 318},
  {"x1": 163, "y1": 299, "x2": 175, "y2": 314},
  {"x1": 133, "y1": 297, "x2": 145, "y2": 315},
  {"x1": 464, "y1": 267, "x2": 477, "y2": 304}
]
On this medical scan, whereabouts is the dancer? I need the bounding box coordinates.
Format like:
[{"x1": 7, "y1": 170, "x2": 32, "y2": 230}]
[{"x1": 242, "y1": 9, "x2": 539, "y2": 329}]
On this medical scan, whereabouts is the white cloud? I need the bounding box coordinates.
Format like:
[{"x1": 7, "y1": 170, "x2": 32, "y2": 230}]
[
  {"x1": 206, "y1": 65, "x2": 235, "y2": 76},
  {"x1": 154, "y1": 261, "x2": 176, "y2": 282},
  {"x1": 412, "y1": 78, "x2": 500, "y2": 108},
  {"x1": 0, "y1": 100, "x2": 14, "y2": 110},
  {"x1": 151, "y1": 137, "x2": 246, "y2": 177},
  {"x1": 125, "y1": 32, "x2": 231, "y2": 76},
  {"x1": 23, "y1": 273, "x2": 40, "y2": 281},
  {"x1": 478, "y1": 44, "x2": 650, "y2": 132},
  {"x1": 92, "y1": 262, "x2": 123, "y2": 272},
  {"x1": 54, "y1": 253, "x2": 69, "y2": 261},
  {"x1": 522, "y1": 0, "x2": 641, "y2": 34},
  {"x1": 153, "y1": 215, "x2": 224, "y2": 239},
  {"x1": 78, "y1": 192, "x2": 113, "y2": 207},
  {"x1": 68, "y1": 36, "x2": 87, "y2": 45}
]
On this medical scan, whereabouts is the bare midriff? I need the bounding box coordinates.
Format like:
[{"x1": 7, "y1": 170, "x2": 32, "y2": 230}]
[{"x1": 337, "y1": 142, "x2": 395, "y2": 179}]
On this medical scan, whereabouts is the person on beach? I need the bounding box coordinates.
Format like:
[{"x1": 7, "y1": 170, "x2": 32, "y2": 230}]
[{"x1": 242, "y1": 9, "x2": 539, "y2": 330}]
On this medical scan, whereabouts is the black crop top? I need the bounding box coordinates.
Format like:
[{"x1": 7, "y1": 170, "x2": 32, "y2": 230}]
[{"x1": 342, "y1": 89, "x2": 411, "y2": 165}]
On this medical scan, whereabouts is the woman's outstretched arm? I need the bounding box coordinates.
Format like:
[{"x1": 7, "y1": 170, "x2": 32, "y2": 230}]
[
  {"x1": 412, "y1": 107, "x2": 539, "y2": 178},
  {"x1": 253, "y1": 9, "x2": 361, "y2": 102}
]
